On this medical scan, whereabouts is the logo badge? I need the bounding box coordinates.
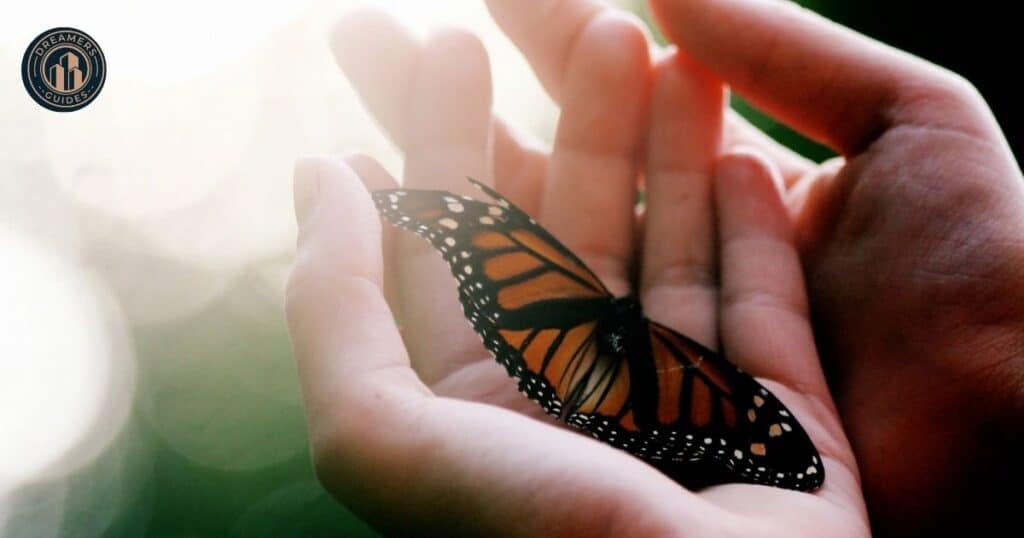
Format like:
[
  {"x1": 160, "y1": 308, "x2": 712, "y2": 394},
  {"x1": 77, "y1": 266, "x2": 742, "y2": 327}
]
[{"x1": 22, "y1": 27, "x2": 107, "y2": 112}]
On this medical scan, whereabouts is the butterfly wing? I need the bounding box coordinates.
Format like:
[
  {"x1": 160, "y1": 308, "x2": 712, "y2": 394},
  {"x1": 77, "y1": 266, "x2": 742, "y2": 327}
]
[
  {"x1": 591, "y1": 319, "x2": 824, "y2": 490},
  {"x1": 373, "y1": 179, "x2": 823, "y2": 491},
  {"x1": 372, "y1": 180, "x2": 629, "y2": 421}
]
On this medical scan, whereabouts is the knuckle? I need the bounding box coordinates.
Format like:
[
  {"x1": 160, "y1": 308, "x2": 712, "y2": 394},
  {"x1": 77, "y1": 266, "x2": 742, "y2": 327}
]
[
  {"x1": 647, "y1": 261, "x2": 717, "y2": 290},
  {"x1": 927, "y1": 69, "x2": 988, "y2": 112},
  {"x1": 284, "y1": 252, "x2": 383, "y2": 328},
  {"x1": 894, "y1": 67, "x2": 991, "y2": 124},
  {"x1": 938, "y1": 70, "x2": 985, "y2": 104},
  {"x1": 721, "y1": 281, "x2": 806, "y2": 320}
]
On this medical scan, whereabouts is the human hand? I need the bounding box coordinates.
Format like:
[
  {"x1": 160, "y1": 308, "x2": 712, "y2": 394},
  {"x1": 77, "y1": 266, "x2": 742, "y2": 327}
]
[
  {"x1": 284, "y1": 5, "x2": 867, "y2": 535},
  {"x1": 647, "y1": 0, "x2": 1024, "y2": 534}
]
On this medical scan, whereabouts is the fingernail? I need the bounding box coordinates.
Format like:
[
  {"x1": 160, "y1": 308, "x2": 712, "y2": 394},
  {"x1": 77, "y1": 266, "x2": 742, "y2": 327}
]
[{"x1": 293, "y1": 157, "x2": 322, "y2": 226}]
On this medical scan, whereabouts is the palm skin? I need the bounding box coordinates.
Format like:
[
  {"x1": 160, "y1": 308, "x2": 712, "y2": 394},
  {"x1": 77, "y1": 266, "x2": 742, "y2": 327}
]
[{"x1": 795, "y1": 105, "x2": 1024, "y2": 534}]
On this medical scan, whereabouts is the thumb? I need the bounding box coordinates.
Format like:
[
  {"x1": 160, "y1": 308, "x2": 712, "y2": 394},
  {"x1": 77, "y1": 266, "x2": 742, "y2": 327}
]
[{"x1": 647, "y1": 0, "x2": 968, "y2": 155}]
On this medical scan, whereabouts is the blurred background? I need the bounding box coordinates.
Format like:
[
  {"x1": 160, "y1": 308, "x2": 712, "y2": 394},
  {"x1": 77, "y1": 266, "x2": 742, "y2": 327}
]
[{"x1": 0, "y1": 0, "x2": 1016, "y2": 536}]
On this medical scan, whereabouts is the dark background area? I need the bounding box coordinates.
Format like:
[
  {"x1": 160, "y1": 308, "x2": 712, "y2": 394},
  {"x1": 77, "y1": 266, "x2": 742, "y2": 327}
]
[{"x1": 829, "y1": 1, "x2": 1017, "y2": 158}]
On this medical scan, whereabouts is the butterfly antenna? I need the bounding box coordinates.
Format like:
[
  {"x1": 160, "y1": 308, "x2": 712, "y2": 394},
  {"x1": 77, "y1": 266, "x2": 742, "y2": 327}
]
[{"x1": 465, "y1": 177, "x2": 514, "y2": 206}]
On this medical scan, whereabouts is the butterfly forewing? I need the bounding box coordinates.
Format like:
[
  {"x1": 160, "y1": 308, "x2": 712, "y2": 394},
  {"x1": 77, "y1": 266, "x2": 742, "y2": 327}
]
[{"x1": 372, "y1": 181, "x2": 624, "y2": 421}]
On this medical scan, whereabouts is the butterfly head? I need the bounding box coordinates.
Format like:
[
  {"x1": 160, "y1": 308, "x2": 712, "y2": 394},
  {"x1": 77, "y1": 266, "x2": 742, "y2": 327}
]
[
  {"x1": 610, "y1": 295, "x2": 642, "y2": 318},
  {"x1": 596, "y1": 296, "x2": 643, "y2": 355}
]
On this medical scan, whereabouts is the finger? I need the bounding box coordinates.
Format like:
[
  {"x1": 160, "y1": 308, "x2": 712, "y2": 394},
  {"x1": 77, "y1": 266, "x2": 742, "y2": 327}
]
[
  {"x1": 398, "y1": 28, "x2": 498, "y2": 383},
  {"x1": 648, "y1": 0, "x2": 958, "y2": 154},
  {"x1": 330, "y1": 8, "x2": 418, "y2": 149},
  {"x1": 544, "y1": 12, "x2": 651, "y2": 295},
  {"x1": 484, "y1": 0, "x2": 605, "y2": 103},
  {"x1": 712, "y1": 149, "x2": 861, "y2": 480},
  {"x1": 713, "y1": 150, "x2": 828, "y2": 400},
  {"x1": 330, "y1": 7, "x2": 547, "y2": 213},
  {"x1": 785, "y1": 156, "x2": 846, "y2": 255},
  {"x1": 493, "y1": 119, "x2": 547, "y2": 216},
  {"x1": 287, "y1": 156, "x2": 430, "y2": 434},
  {"x1": 403, "y1": 29, "x2": 491, "y2": 194},
  {"x1": 342, "y1": 153, "x2": 403, "y2": 321},
  {"x1": 640, "y1": 50, "x2": 724, "y2": 346},
  {"x1": 724, "y1": 110, "x2": 815, "y2": 186}
]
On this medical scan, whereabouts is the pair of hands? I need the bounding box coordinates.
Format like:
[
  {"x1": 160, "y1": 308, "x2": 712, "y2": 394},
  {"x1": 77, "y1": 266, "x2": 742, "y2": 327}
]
[{"x1": 286, "y1": 0, "x2": 1024, "y2": 535}]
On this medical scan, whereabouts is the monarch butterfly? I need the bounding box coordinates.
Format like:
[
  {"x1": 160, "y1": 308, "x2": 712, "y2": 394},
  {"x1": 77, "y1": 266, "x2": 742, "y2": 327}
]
[{"x1": 373, "y1": 178, "x2": 824, "y2": 491}]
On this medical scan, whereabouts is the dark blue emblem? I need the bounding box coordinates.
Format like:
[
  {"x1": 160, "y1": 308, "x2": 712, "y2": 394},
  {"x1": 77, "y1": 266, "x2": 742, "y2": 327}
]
[{"x1": 22, "y1": 27, "x2": 106, "y2": 112}]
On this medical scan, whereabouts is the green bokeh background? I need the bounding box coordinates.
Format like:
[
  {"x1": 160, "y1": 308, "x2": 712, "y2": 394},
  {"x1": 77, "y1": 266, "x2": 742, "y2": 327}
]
[{"x1": 3, "y1": 1, "x2": 1014, "y2": 536}]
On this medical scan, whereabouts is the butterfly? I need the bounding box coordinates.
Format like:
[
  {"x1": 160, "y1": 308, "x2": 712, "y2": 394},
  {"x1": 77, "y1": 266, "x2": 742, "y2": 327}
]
[{"x1": 372, "y1": 178, "x2": 824, "y2": 491}]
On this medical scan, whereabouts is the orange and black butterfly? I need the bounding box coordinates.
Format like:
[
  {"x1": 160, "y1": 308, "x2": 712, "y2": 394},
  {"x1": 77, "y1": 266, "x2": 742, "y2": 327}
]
[{"x1": 373, "y1": 179, "x2": 824, "y2": 491}]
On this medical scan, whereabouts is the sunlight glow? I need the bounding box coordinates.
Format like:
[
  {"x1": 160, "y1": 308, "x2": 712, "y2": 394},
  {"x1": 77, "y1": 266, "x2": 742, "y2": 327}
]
[{"x1": 0, "y1": 231, "x2": 135, "y2": 489}]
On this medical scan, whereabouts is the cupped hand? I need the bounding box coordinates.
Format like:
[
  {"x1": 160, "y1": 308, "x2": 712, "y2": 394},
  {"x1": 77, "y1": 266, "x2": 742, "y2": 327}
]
[
  {"x1": 647, "y1": 0, "x2": 1024, "y2": 534},
  {"x1": 284, "y1": 3, "x2": 867, "y2": 536}
]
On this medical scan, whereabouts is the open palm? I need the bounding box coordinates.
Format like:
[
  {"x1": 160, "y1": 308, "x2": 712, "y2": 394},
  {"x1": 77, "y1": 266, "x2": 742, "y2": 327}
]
[
  {"x1": 644, "y1": 0, "x2": 1024, "y2": 533},
  {"x1": 284, "y1": 2, "x2": 868, "y2": 535}
]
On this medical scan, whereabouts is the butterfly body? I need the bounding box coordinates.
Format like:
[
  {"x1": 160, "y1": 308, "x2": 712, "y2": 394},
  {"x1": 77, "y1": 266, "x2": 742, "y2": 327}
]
[
  {"x1": 372, "y1": 179, "x2": 824, "y2": 491},
  {"x1": 574, "y1": 295, "x2": 630, "y2": 357}
]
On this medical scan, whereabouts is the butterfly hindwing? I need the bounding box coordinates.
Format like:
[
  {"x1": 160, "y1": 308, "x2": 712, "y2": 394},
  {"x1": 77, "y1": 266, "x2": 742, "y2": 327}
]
[{"x1": 635, "y1": 320, "x2": 825, "y2": 490}]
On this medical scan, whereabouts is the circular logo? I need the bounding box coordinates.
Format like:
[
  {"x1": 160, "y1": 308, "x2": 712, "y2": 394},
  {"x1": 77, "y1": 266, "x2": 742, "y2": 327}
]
[{"x1": 22, "y1": 27, "x2": 106, "y2": 112}]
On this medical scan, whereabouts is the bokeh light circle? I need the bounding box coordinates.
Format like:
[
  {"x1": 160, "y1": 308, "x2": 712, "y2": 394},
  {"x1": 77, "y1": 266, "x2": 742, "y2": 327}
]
[{"x1": 0, "y1": 230, "x2": 135, "y2": 488}]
